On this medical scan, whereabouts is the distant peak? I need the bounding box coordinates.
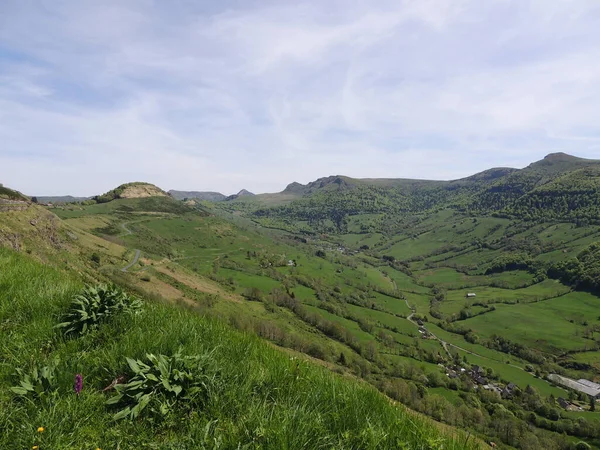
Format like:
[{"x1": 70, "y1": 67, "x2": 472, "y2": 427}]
[
  {"x1": 236, "y1": 189, "x2": 255, "y2": 196},
  {"x1": 95, "y1": 182, "x2": 168, "y2": 202},
  {"x1": 543, "y1": 152, "x2": 579, "y2": 162}
]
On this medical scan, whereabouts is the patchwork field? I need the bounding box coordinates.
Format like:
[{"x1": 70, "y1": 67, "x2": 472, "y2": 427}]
[{"x1": 39, "y1": 188, "x2": 600, "y2": 449}]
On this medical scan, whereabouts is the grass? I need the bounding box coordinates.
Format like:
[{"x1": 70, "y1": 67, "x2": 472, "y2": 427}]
[
  {"x1": 460, "y1": 294, "x2": 600, "y2": 354},
  {"x1": 0, "y1": 247, "x2": 478, "y2": 450},
  {"x1": 454, "y1": 350, "x2": 566, "y2": 398},
  {"x1": 19, "y1": 194, "x2": 600, "y2": 448},
  {"x1": 346, "y1": 304, "x2": 416, "y2": 335}
]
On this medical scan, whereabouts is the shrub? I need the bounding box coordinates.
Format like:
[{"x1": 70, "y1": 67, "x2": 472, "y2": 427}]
[
  {"x1": 56, "y1": 284, "x2": 142, "y2": 336},
  {"x1": 243, "y1": 287, "x2": 263, "y2": 302},
  {"x1": 11, "y1": 360, "x2": 59, "y2": 399},
  {"x1": 90, "y1": 252, "x2": 101, "y2": 264},
  {"x1": 107, "y1": 351, "x2": 216, "y2": 420}
]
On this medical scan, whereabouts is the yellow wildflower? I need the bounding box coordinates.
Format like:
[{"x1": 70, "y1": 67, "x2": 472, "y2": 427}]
[
  {"x1": 37, "y1": 427, "x2": 45, "y2": 433},
  {"x1": 32, "y1": 446, "x2": 39, "y2": 450}
]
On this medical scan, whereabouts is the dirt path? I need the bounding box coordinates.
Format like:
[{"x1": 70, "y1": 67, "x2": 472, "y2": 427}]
[
  {"x1": 121, "y1": 223, "x2": 133, "y2": 236},
  {"x1": 118, "y1": 221, "x2": 143, "y2": 272},
  {"x1": 404, "y1": 299, "x2": 451, "y2": 358},
  {"x1": 122, "y1": 249, "x2": 141, "y2": 272}
]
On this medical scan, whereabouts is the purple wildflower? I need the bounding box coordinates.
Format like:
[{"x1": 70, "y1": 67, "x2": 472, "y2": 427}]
[{"x1": 74, "y1": 374, "x2": 83, "y2": 395}]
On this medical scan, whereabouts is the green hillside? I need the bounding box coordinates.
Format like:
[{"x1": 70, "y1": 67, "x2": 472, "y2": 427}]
[
  {"x1": 0, "y1": 184, "x2": 29, "y2": 202},
  {"x1": 4, "y1": 151, "x2": 600, "y2": 450},
  {"x1": 225, "y1": 153, "x2": 600, "y2": 234},
  {"x1": 1, "y1": 247, "x2": 474, "y2": 449}
]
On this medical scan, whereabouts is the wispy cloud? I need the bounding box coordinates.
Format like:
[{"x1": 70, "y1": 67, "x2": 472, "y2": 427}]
[{"x1": 1, "y1": 0, "x2": 600, "y2": 195}]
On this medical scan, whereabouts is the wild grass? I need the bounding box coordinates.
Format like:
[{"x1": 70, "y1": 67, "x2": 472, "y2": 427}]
[{"x1": 0, "y1": 247, "x2": 478, "y2": 449}]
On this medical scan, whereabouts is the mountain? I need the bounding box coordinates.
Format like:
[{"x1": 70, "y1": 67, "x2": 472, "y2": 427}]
[
  {"x1": 225, "y1": 189, "x2": 256, "y2": 201},
  {"x1": 3, "y1": 154, "x2": 600, "y2": 449},
  {"x1": 227, "y1": 153, "x2": 600, "y2": 234},
  {"x1": 0, "y1": 182, "x2": 478, "y2": 449},
  {"x1": 168, "y1": 190, "x2": 226, "y2": 202},
  {"x1": 471, "y1": 153, "x2": 600, "y2": 218},
  {"x1": 95, "y1": 182, "x2": 169, "y2": 203}
]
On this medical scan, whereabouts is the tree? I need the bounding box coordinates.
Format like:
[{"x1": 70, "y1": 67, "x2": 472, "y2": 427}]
[
  {"x1": 338, "y1": 352, "x2": 347, "y2": 366},
  {"x1": 243, "y1": 287, "x2": 263, "y2": 302},
  {"x1": 590, "y1": 396, "x2": 596, "y2": 412},
  {"x1": 90, "y1": 253, "x2": 101, "y2": 264}
]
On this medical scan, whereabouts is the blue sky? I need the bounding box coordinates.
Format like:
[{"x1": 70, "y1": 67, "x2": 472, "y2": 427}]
[{"x1": 1, "y1": 0, "x2": 600, "y2": 196}]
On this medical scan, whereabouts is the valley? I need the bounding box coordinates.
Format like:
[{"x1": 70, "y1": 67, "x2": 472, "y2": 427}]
[{"x1": 3, "y1": 153, "x2": 600, "y2": 449}]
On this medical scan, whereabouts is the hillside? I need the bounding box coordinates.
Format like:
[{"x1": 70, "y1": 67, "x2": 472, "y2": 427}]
[
  {"x1": 4, "y1": 151, "x2": 600, "y2": 450},
  {"x1": 0, "y1": 192, "x2": 478, "y2": 449},
  {"x1": 95, "y1": 182, "x2": 169, "y2": 203},
  {"x1": 0, "y1": 247, "x2": 477, "y2": 449},
  {"x1": 0, "y1": 184, "x2": 29, "y2": 202},
  {"x1": 224, "y1": 153, "x2": 600, "y2": 234},
  {"x1": 225, "y1": 189, "x2": 256, "y2": 201},
  {"x1": 34, "y1": 195, "x2": 90, "y2": 204},
  {"x1": 169, "y1": 190, "x2": 226, "y2": 202}
]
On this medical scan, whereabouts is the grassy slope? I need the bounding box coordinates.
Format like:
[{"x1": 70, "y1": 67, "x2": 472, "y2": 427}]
[
  {"x1": 14, "y1": 189, "x2": 600, "y2": 447},
  {"x1": 0, "y1": 247, "x2": 477, "y2": 450}
]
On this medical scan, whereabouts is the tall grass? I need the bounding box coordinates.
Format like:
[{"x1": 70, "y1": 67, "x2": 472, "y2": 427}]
[{"x1": 0, "y1": 247, "x2": 479, "y2": 449}]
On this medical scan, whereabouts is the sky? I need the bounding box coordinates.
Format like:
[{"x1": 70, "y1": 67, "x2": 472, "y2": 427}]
[{"x1": 2, "y1": 0, "x2": 600, "y2": 196}]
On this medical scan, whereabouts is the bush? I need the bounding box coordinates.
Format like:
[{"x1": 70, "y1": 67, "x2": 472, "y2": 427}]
[
  {"x1": 56, "y1": 284, "x2": 142, "y2": 336},
  {"x1": 11, "y1": 360, "x2": 59, "y2": 399},
  {"x1": 243, "y1": 287, "x2": 263, "y2": 302},
  {"x1": 107, "y1": 351, "x2": 216, "y2": 420}
]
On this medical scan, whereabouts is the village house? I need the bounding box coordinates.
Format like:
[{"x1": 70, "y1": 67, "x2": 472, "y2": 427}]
[
  {"x1": 557, "y1": 398, "x2": 570, "y2": 410},
  {"x1": 502, "y1": 383, "x2": 517, "y2": 399},
  {"x1": 483, "y1": 384, "x2": 502, "y2": 395},
  {"x1": 470, "y1": 365, "x2": 487, "y2": 385}
]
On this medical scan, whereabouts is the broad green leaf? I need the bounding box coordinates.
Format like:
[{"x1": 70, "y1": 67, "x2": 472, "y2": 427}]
[
  {"x1": 126, "y1": 357, "x2": 141, "y2": 373},
  {"x1": 113, "y1": 407, "x2": 131, "y2": 421},
  {"x1": 10, "y1": 386, "x2": 29, "y2": 395},
  {"x1": 106, "y1": 394, "x2": 124, "y2": 405}
]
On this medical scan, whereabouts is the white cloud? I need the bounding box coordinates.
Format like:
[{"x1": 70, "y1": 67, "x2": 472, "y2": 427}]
[{"x1": 1, "y1": 0, "x2": 600, "y2": 195}]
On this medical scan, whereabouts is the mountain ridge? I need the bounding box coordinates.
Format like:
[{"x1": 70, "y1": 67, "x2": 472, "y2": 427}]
[{"x1": 169, "y1": 190, "x2": 226, "y2": 202}]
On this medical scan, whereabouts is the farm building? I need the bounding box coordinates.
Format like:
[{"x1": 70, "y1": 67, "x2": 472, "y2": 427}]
[
  {"x1": 578, "y1": 379, "x2": 600, "y2": 391},
  {"x1": 548, "y1": 374, "x2": 600, "y2": 399},
  {"x1": 466, "y1": 293, "x2": 476, "y2": 298}
]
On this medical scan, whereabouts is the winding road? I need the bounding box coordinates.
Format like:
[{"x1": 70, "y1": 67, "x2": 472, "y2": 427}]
[
  {"x1": 120, "y1": 222, "x2": 141, "y2": 272},
  {"x1": 120, "y1": 222, "x2": 134, "y2": 236},
  {"x1": 121, "y1": 249, "x2": 141, "y2": 272},
  {"x1": 405, "y1": 299, "x2": 452, "y2": 358}
]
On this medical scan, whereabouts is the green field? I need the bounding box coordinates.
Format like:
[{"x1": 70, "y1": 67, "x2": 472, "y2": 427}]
[
  {"x1": 460, "y1": 294, "x2": 600, "y2": 354},
  {"x1": 9, "y1": 157, "x2": 600, "y2": 449},
  {"x1": 1, "y1": 247, "x2": 477, "y2": 449}
]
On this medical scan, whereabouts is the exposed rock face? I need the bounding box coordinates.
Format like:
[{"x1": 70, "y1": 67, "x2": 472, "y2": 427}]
[{"x1": 118, "y1": 184, "x2": 168, "y2": 199}]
